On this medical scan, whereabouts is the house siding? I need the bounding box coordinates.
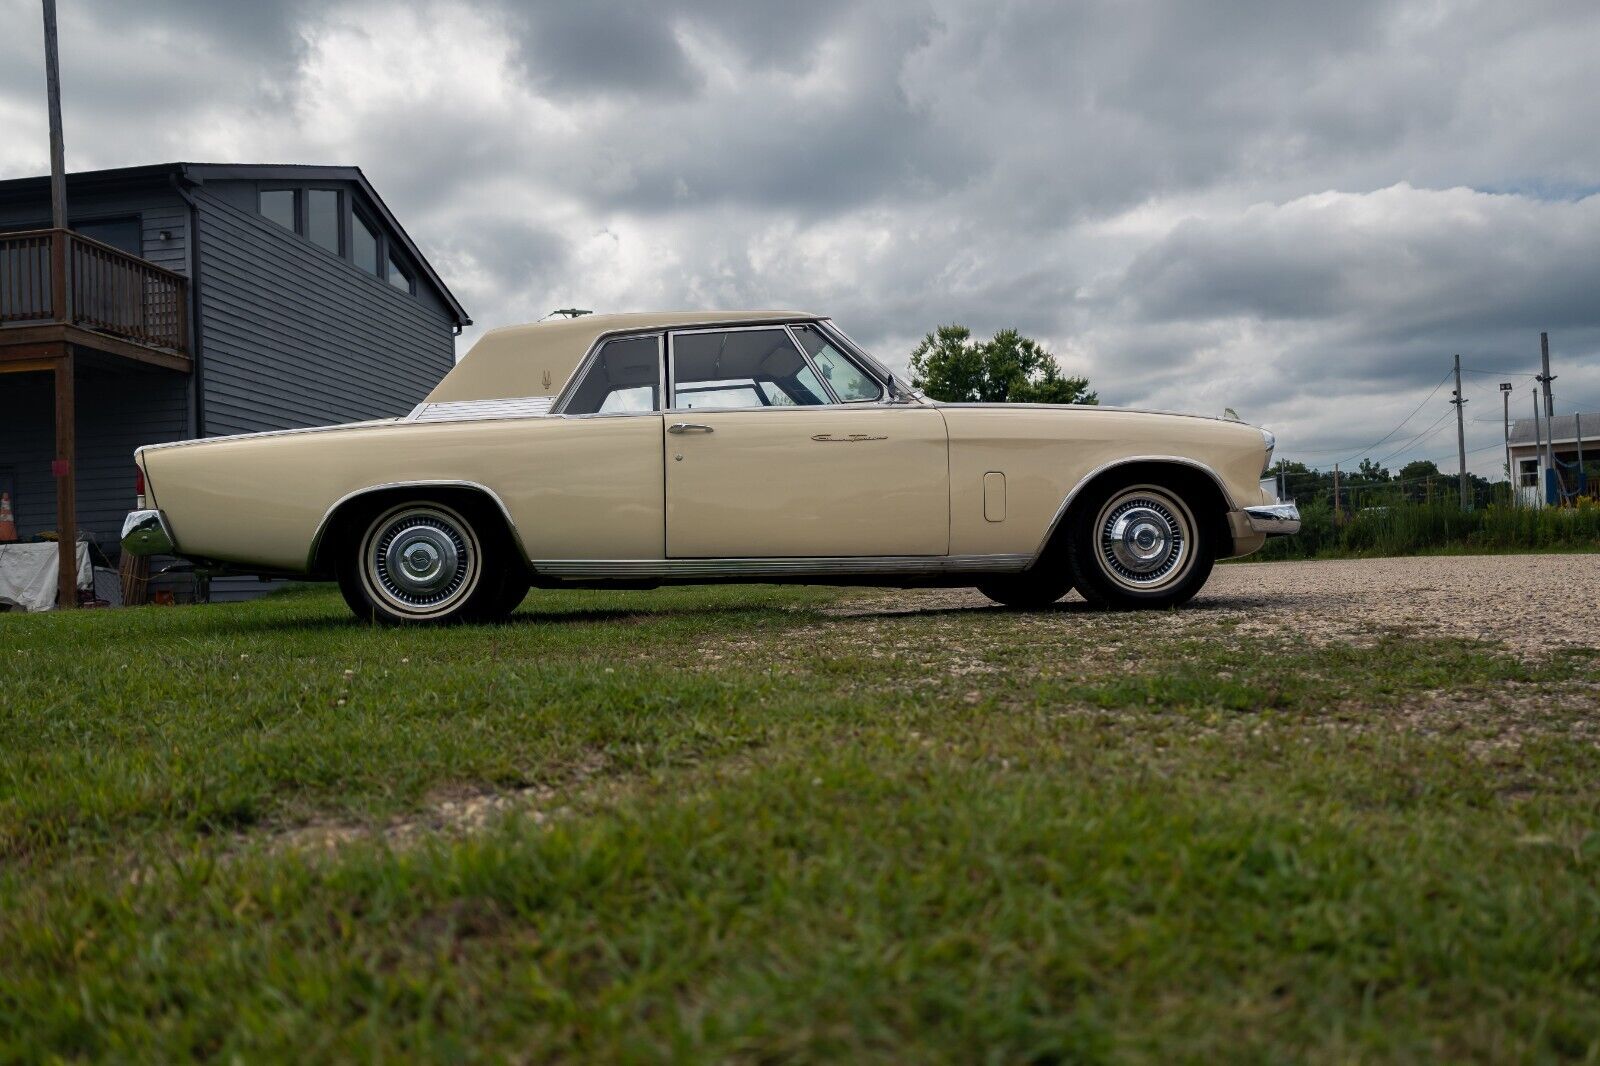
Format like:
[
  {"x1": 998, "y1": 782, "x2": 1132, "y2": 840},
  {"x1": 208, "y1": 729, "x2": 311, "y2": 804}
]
[
  {"x1": 0, "y1": 364, "x2": 189, "y2": 547},
  {"x1": 191, "y1": 186, "x2": 455, "y2": 436},
  {"x1": 0, "y1": 183, "x2": 190, "y2": 276}
]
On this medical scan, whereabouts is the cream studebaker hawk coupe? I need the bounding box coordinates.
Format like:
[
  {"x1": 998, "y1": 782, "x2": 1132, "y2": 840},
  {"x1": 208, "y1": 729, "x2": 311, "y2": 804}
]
[{"x1": 121, "y1": 311, "x2": 1299, "y2": 624}]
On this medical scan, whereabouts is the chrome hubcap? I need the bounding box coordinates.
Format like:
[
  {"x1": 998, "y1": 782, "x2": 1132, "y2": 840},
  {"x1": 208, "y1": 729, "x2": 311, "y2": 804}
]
[
  {"x1": 365, "y1": 507, "x2": 476, "y2": 612},
  {"x1": 1097, "y1": 490, "x2": 1191, "y2": 590}
]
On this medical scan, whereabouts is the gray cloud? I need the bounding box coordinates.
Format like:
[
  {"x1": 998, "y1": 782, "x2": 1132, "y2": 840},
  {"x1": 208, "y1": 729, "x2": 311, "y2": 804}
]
[{"x1": 1, "y1": 0, "x2": 1597, "y2": 474}]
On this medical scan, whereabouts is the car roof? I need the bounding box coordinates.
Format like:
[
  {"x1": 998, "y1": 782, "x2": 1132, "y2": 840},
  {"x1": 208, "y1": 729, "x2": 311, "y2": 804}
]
[{"x1": 424, "y1": 310, "x2": 817, "y2": 404}]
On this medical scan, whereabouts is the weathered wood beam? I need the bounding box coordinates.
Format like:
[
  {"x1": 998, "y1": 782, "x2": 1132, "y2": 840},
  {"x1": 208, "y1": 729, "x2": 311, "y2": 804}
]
[{"x1": 0, "y1": 323, "x2": 191, "y2": 372}]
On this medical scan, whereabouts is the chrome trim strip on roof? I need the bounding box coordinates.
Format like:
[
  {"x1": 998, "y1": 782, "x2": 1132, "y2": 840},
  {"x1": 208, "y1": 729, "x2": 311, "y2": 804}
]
[{"x1": 530, "y1": 554, "x2": 1031, "y2": 580}]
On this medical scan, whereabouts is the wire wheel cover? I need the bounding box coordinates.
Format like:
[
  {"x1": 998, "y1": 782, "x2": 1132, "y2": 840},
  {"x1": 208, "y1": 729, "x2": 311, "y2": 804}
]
[
  {"x1": 1096, "y1": 488, "x2": 1192, "y2": 590},
  {"x1": 363, "y1": 506, "x2": 479, "y2": 614}
]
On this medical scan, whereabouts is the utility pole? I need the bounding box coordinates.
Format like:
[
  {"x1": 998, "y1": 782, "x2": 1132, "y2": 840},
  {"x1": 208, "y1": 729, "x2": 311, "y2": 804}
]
[
  {"x1": 1537, "y1": 332, "x2": 1560, "y2": 503},
  {"x1": 1332, "y1": 463, "x2": 1341, "y2": 523},
  {"x1": 1450, "y1": 354, "x2": 1469, "y2": 509},
  {"x1": 1500, "y1": 382, "x2": 1513, "y2": 504},
  {"x1": 42, "y1": 0, "x2": 77, "y2": 609},
  {"x1": 43, "y1": 0, "x2": 67, "y2": 228}
]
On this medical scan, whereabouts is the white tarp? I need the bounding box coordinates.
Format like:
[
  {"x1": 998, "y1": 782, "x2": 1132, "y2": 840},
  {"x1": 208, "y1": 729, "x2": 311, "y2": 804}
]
[{"x1": 0, "y1": 542, "x2": 93, "y2": 612}]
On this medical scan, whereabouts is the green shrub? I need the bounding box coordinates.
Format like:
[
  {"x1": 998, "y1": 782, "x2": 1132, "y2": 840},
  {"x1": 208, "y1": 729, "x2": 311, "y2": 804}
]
[{"x1": 1251, "y1": 500, "x2": 1600, "y2": 561}]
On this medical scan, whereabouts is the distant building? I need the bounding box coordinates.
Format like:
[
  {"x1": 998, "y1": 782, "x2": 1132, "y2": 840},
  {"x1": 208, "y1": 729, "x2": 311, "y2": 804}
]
[
  {"x1": 1508, "y1": 412, "x2": 1598, "y2": 505},
  {"x1": 0, "y1": 163, "x2": 469, "y2": 598}
]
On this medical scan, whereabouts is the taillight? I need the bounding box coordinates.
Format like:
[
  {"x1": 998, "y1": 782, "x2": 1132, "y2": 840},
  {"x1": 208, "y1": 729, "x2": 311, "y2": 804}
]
[{"x1": 135, "y1": 466, "x2": 146, "y2": 496}]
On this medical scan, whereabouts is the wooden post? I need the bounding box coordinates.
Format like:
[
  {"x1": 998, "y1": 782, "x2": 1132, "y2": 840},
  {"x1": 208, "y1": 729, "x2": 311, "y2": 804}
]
[
  {"x1": 54, "y1": 347, "x2": 76, "y2": 608},
  {"x1": 50, "y1": 228, "x2": 69, "y2": 323}
]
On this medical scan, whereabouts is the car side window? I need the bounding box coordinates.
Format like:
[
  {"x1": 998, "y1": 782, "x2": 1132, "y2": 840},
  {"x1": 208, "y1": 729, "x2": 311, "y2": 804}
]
[
  {"x1": 671, "y1": 329, "x2": 830, "y2": 409},
  {"x1": 563, "y1": 335, "x2": 661, "y2": 415},
  {"x1": 790, "y1": 324, "x2": 883, "y2": 402}
]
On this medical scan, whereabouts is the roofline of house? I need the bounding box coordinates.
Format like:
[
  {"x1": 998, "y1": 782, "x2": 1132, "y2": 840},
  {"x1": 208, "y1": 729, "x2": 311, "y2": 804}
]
[{"x1": 0, "y1": 161, "x2": 470, "y2": 328}]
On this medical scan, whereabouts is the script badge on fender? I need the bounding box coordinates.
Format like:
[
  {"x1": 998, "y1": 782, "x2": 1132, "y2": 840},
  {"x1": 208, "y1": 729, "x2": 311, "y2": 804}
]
[{"x1": 811, "y1": 433, "x2": 888, "y2": 443}]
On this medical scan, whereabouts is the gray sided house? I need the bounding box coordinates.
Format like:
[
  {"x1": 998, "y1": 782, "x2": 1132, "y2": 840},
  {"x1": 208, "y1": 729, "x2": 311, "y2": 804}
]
[{"x1": 0, "y1": 163, "x2": 469, "y2": 600}]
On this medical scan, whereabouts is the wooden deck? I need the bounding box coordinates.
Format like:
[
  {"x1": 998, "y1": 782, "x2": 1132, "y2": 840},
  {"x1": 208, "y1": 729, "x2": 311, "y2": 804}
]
[
  {"x1": 1, "y1": 227, "x2": 191, "y2": 369},
  {"x1": 1, "y1": 228, "x2": 193, "y2": 607}
]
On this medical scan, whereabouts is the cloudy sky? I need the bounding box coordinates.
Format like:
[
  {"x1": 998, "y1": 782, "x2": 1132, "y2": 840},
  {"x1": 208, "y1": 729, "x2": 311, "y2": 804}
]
[{"x1": 4, "y1": 0, "x2": 1598, "y2": 474}]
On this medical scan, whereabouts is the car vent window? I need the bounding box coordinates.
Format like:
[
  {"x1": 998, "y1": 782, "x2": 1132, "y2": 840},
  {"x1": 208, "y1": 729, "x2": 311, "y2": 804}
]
[{"x1": 791, "y1": 323, "x2": 882, "y2": 402}]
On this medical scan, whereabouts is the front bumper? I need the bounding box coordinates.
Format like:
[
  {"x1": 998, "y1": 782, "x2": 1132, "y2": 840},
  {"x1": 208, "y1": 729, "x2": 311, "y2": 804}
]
[
  {"x1": 121, "y1": 509, "x2": 176, "y2": 556},
  {"x1": 1242, "y1": 502, "x2": 1301, "y2": 536}
]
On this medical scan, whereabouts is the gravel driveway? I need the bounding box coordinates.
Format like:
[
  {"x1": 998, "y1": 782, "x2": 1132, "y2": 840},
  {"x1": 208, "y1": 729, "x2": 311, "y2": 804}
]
[{"x1": 837, "y1": 554, "x2": 1599, "y2": 658}]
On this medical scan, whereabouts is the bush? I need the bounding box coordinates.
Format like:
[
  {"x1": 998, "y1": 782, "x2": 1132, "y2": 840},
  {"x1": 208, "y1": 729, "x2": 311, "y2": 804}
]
[{"x1": 1250, "y1": 500, "x2": 1600, "y2": 561}]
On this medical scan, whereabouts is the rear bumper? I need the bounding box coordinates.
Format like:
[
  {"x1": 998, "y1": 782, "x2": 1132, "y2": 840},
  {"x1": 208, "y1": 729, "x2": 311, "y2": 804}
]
[
  {"x1": 121, "y1": 509, "x2": 176, "y2": 556},
  {"x1": 1242, "y1": 502, "x2": 1301, "y2": 536}
]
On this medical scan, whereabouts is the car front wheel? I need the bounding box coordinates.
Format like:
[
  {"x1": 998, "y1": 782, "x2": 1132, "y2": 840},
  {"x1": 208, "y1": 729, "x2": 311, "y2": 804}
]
[
  {"x1": 337, "y1": 500, "x2": 524, "y2": 625},
  {"x1": 1064, "y1": 481, "x2": 1213, "y2": 610}
]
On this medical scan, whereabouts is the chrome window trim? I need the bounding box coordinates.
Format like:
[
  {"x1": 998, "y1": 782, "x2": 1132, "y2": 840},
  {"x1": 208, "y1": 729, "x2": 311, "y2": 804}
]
[
  {"x1": 552, "y1": 332, "x2": 666, "y2": 417},
  {"x1": 530, "y1": 553, "x2": 1030, "y2": 580},
  {"x1": 791, "y1": 321, "x2": 886, "y2": 404},
  {"x1": 782, "y1": 323, "x2": 842, "y2": 404},
  {"x1": 306, "y1": 479, "x2": 529, "y2": 573},
  {"x1": 665, "y1": 323, "x2": 834, "y2": 412},
  {"x1": 815, "y1": 319, "x2": 907, "y2": 403},
  {"x1": 1030, "y1": 455, "x2": 1240, "y2": 565}
]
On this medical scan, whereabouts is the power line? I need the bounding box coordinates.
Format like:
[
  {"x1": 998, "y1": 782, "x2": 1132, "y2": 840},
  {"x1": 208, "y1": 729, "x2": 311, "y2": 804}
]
[
  {"x1": 1301, "y1": 367, "x2": 1455, "y2": 464},
  {"x1": 1373, "y1": 408, "x2": 1455, "y2": 468}
]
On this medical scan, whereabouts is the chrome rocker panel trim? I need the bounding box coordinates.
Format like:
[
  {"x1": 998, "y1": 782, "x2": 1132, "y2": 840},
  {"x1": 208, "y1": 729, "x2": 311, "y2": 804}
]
[
  {"x1": 531, "y1": 554, "x2": 1032, "y2": 580},
  {"x1": 1242, "y1": 502, "x2": 1301, "y2": 536},
  {"x1": 121, "y1": 509, "x2": 177, "y2": 557}
]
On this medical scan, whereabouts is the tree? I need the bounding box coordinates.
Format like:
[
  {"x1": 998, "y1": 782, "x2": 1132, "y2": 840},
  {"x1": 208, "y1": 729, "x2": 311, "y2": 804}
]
[
  {"x1": 909, "y1": 325, "x2": 1096, "y2": 405},
  {"x1": 1397, "y1": 459, "x2": 1442, "y2": 503}
]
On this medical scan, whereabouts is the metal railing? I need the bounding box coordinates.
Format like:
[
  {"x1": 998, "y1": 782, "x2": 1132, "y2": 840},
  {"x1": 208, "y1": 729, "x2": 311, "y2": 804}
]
[{"x1": 0, "y1": 227, "x2": 189, "y2": 354}]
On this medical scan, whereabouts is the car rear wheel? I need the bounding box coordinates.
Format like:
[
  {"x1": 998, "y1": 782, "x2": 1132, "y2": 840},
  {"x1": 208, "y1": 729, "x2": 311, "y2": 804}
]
[
  {"x1": 1064, "y1": 481, "x2": 1213, "y2": 610},
  {"x1": 337, "y1": 500, "x2": 523, "y2": 625}
]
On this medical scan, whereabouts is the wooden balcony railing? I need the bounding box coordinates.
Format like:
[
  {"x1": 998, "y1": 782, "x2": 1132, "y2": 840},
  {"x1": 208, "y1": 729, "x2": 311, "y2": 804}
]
[{"x1": 0, "y1": 228, "x2": 189, "y2": 355}]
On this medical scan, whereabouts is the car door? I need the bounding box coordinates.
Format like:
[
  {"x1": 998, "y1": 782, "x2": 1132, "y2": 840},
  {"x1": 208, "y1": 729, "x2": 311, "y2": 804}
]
[
  {"x1": 663, "y1": 324, "x2": 949, "y2": 558},
  {"x1": 514, "y1": 332, "x2": 666, "y2": 561}
]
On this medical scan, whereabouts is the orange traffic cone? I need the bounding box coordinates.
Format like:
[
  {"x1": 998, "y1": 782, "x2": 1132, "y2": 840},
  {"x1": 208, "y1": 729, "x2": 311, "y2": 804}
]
[{"x1": 0, "y1": 492, "x2": 16, "y2": 542}]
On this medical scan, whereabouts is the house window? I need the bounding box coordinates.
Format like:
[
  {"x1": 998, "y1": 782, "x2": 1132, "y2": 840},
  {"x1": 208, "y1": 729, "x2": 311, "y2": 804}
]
[
  {"x1": 254, "y1": 183, "x2": 421, "y2": 302},
  {"x1": 260, "y1": 189, "x2": 297, "y2": 232},
  {"x1": 386, "y1": 250, "x2": 413, "y2": 293},
  {"x1": 306, "y1": 190, "x2": 340, "y2": 255},
  {"x1": 1519, "y1": 459, "x2": 1539, "y2": 487},
  {"x1": 352, "y1": 212, "x2": 380, "y2": 275}
]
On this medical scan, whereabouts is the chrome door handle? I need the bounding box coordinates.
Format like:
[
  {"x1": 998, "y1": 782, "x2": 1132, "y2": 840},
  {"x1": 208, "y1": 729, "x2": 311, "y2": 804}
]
[{"x1": 668, "y1": 422, "x2": 714, "y2": 434}]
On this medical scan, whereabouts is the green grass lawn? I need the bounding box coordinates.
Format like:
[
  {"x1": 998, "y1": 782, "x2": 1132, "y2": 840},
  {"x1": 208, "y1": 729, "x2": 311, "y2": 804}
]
[{"x1": 3, "y1": 583, "x2": 1599, "y2": 1062}]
